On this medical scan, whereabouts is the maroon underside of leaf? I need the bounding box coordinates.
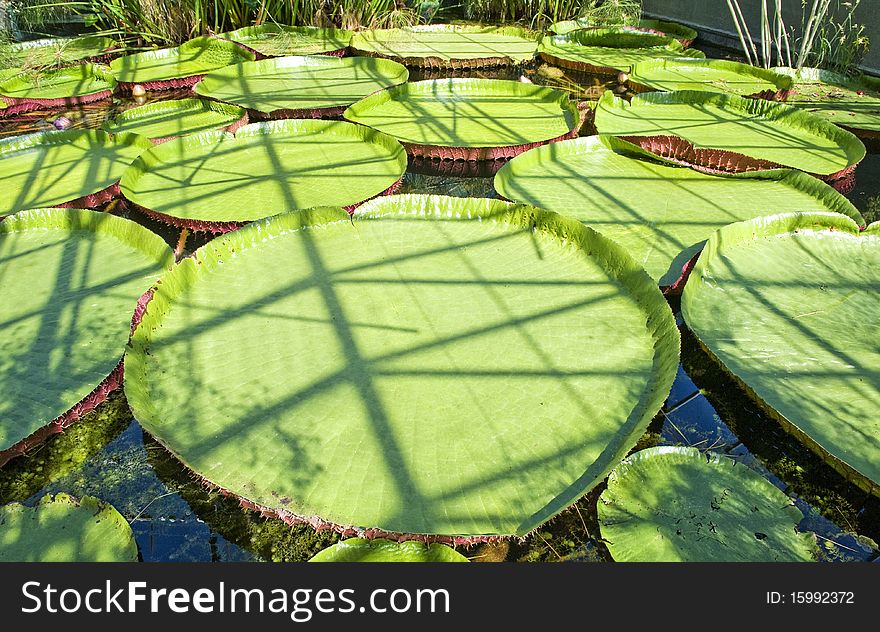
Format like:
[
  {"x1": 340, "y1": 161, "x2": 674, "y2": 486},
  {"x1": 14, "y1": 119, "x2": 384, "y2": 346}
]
[
  {"x1": 0, "y1": 99, "x2": 43, "y2": 118},
  {"x1": 617, "y1": 134, "x2": 859, "y2": 191},
  {"x1": 4, "y1": 89, "x2": 113, "y2": 108},
  {"x1": 250, "y1": 105, "x2": 346, "y2": 121},
  {"x1": 538, "y1": 51, "x2": 619, "y2": 76},
  {"x1": 662, "y1": 251, "x2": 703, "y2": 296},
  {"x1": 0, "y1": 289, "x2": 153, "y2": 468},
  {"x1": 351, "y1": 48, "x2": 521, "y2": 69},
  {"x1": 56, "y1": 182, "x2": 121, "y2": 209},
  {"x1": 117, "y1": 75, "x2": 206, "y2": 93}
]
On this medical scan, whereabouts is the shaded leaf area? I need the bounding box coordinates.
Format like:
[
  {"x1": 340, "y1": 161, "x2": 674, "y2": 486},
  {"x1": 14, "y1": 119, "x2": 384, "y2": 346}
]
[
  {"x1": 310, "y1": 537, "x2": 469, "y2": 562},
  {"x1": 629, "y1": 58, "x2": 791, "y2": 97},
  {"x1": 0, "y1": 64, "x2": 116, "y2": 101},
  {"x1": 549, "y1": 19, "x2": 698, "y2": 45},
  {"x1": 350, "y1": 25, "x2": 538, "y2": 64},
  {"x1": 599, "y1": 446, "x2": 817, "y2": 561},
  {"x1": 773, "y1": 67, "x2": 880, "y2": 136},
  {"x1": 0, "y1": 130, "x2": 152, "y2": 214},
  {"x1": 594, "y1": 90, "x2": 865, "y2": 176},
  {"x1": 217, "y1": 25, "x2": 352, "y2": 57},
  {"x1": 1, "y1": 36, "x2": 115, "y2": 71},
  {"x1": 125, "y1": 196, "x2": 678, "y2": 538},
  {"x1": 0, "y1": 493, "x2": 138, "y2": 562},
  {"x1": 103, "y1": 98, "x2": 246, "y2": 141},
  {"x1": 194, "y1": 56, "x2": 409, "y2": 116},
  {"x1": 682, "y1": 213, "x2": 880, "y2": 495},
  {"x1": 119, "y1": 120, "x2": 406, "y2": 224},
  {"x1": 494, "y1": 136, "x2": 862, "y2": 285},
  {"x1": 110, "y1": 36, "x2": 255, "y2": 84},
  {"x1": 539, "y1": 28, "x2": 704, "y2": 74},
  {"x1": 344, "y1": 79, "x2": 579, "y2": 147},
  {"x1": 0, "y1": 209, "x2": 173, "y2": 452}
]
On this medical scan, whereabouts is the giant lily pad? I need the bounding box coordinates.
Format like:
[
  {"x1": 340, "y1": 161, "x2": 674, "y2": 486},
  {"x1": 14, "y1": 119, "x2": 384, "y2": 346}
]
[
  {"x1": 110, "y1": 36, "x2": 255, "y2": 91},
  {"x1": 125, "y1": 194, "x2": 680, "y2": 539},
  {"x1": 119, "y1": 119, "x2": 407, "y2": 231},
  {"x1": 0, "y1": 493, "x2": 138, "y2": 561},
  {"x1": 4, "y1": 36, "x2": 115, "y2": 69},
  {"x1": 629, "y1": 58, "x2": 792, "y2": 99},
  {"x1": 681, "y1": 212, "x2": 880, "y2": 495},
  {"x1": 0, "y1": 129, "x2": 153, "y2": 214},
  {"x1": 773, "y1": 67, "x2": 880, "y2": 139},
  {"x1": 598, "y1": 446, "x2": 816, "y2": 562},
  {"x1": 538, "y1": 28, "x2": 704, "y2": 75},
  {"x1": 0, "y1": 63, "x2": 116, "y2": 106},
  {"x1": 193, "y1": 55, "x2": 408, "y2": 119},
  {"x1": 103, "y1": 98, "x2": 248, "y2": 143},
  {"x1": 0, "y1": 208, "x2": 173, "y2": 465},
  {"x1": 550, "y1": 19, "x2": 698, "y2": 46},
  {"x1": 344, "y1": 78, "x2": 582, "y2": 161},
  {"x1": 594, "y1": 90, "x2": 866, "y2": 180},
  {"x1": 349, "y1": 25, "x2": 538, "y2": 68},
  {"x1": 217, "y1": 24, "x2": 352, "y2": 58},
  {"x1": 494, "y1": 135, "x2": 863, "y2": 287},
  {"x1": 309, "y1": 538, "x2": 469, "y2": 562}
]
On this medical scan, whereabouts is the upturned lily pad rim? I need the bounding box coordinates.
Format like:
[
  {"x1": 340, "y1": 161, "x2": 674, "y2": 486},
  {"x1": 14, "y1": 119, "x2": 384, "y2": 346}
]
[
  {"x1": 217, "y1": 24, "x2": 353, "y2": 56},
  {"x1": 682, "y1": 212, "x2": 880, "y2": 496},
  {"x1": 102, "y1": 97, "x2": 248, "y2": 142},
  {"x1": 0, "y1": 208, "x2": 173, "y2": 466},
  {"x1": 109, "y1": 36, "x2": 256, "y2": 84},
  {"x1": 193, "y1": 54, "x2": 409, "y2": 117},
  {"x1": 596, "y1": 89, "x2": 867, "y2": 176},
  {"x1": 629, "y1": 58, "x2": 793, "y2": 98},
  {"x1": 0, "y1": 63, "x2": 117, "y2": 104},
  {"x1": 343, "y1": 78, "x2": 581, "y2": 150},
  {"x1": 308, "y1": 537, "x2": 470, "y2": 562},
  {"x1": 598, "y1": 446, "x2": 816, "y2": 562},
  {"x1": 125, "y1": 194, "x2": 681, "y2": 541},
  {"x1": 119, "y1": 119, "x2": 407, "y2": 231},
  {"x1": 0, "y1": 493, "x2": 139, "y2": 562},
  {"x1": 772, "y1": 66, "x2": 880, "y2": 91}
]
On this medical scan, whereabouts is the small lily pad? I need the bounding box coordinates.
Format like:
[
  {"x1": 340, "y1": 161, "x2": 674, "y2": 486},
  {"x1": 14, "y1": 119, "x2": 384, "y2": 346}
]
[
  {"x1": 309, "y1": 538, "x2": 469, "y2": 562},
  {"x1": 4, "y1": 36, "x2": 115, "y2": 69},
  {"x1": 0, "y1": 63, "x2": 116, "y2": 106},
  {"x1": 103, "y1": 98, "x2": 248, "y2": 142},
  {"x1": 217, "y1": 24, "x2": 352, "y2": 58},
  {"x1": 629, "y1": 58, "x2": 792, "y2": 99}
]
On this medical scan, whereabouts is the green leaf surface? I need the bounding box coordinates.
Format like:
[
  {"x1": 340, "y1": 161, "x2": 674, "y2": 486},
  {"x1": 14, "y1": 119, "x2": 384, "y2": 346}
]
[
  {"x1": 120, "y1": 119, "x2": 406, "y2": 223},
  {"x1": 550, "y1": 19, "x2": 697, "y2": 44},
  {"x1": 103, "y1": 98, "x2": 245, "y2": 140},
  {"x1": 538, "y1": 28, "x2": 704, "y2": 73},
  {"x1": 4, "y1": 36, "x2": 115, "y2": 69},
  {"x1": 309, "y1": 538, "x2": 469, "y2": 562},
  {"x1": 0, "y1": 493, "x2": 138, "y2": 562},
  {"x1": 494, "y1": 135, "x2": 862, "y2": 285},
  {"x1": 0, "y1": 129, "x2": 153, "y2": 214},
  {"x1": 125, "y1": 194, "x2": 679, "y2": 537},
  {"x1": 110, "y1": 36, "x2": 255, "y2": 84},
  {"x1": 350, "y1": 25, "x2": 538, "y2": 63},
  {"x1": 193, "y1": 55, "x2": 408, "y2": 115},
  {"x1": 0, "y1": 208, "x2": 173, "y2": 452},
  {"x1": 344, "y1": 78, "x2": 579, "y2": 148},
  {"x1": 682, "y1": 213, "x2": 880, "y2": 494},
  {"x1": 598, "y1": 447, "x2": 816, "y2": 562},
  {"x1": 594, "y1": 90, "x2": 865, "y2": 175},
  {"x1": 0, "y1": 63, "x2": 116, "y2": 100},
  {"x1": 773, "y1": 67, "x2": 880, "y2": 134},
  {"x1": 217, "y1": 25, "x2": 352, "y2": 57},
  {"x1": 630, "y1": 58, "x2": 791, "y2": 96}
]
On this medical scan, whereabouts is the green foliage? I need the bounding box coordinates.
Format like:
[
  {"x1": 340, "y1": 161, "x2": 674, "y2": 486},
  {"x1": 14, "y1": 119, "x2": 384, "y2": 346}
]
[{"x1": 462, "y1": 0, "x2": 641, "y2": 29}]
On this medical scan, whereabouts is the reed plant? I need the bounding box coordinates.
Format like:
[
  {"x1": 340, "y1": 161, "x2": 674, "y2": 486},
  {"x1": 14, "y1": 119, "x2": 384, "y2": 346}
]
[{"x1": 462, "y1": 0, "x2": 641, "y2": 29}]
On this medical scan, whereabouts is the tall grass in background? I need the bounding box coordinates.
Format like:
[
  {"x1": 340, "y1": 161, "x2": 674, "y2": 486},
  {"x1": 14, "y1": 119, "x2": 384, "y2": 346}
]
[{"x1": 462, "y1": 0, "x2": 641, "y2": 29}]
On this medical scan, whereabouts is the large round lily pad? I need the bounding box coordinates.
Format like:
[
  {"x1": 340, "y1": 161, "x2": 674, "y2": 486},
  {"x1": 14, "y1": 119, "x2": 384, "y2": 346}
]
[
  {"x1": 0, "y1": 63, "x2": 116, "y2": 106},
  {"x1": 538, "y1": 28, "x2": 704, "y2": 75},
  {"x1": 309, "y1": 538, "x2": 469, "y2": 562},
  {"x1": 0, "y1": 208, "x2": 173, "y2": 465},
  {"x1": 120, "y1": 119, "x2": 406, "y2": 231},
  {"x1": 4, "y1": 36, "x2": 115, "y2": 69},
  {"x1": 773, "y1": 67, "x2": 880, "y2": 139},
  {"x1": 349, "y1": 25, "x2": 538, "y2": 68},
  {"x1": 681, "y1": 212, "x2": 880, "y2": 495},
  {"x1": 217, "y1": 24, "x2": 352, "y2": 58},
  {"x1": 125, "y1": 194, "x2": 680, "y2": 539},
  {"x1": 0, "y1": 493, "x2": 138, "y2": 562},
  {"x1": 550, "y1": 19, "x2": 698, "y2": 46},
  {"x1": 103, "y1": 98, "x2": 248, "y2": 142},
  {"x1": 193, "y1": 55, "x2": 408, "y2": 119},
  {"x1": 594, "y1": 90, "x2": 866, "y2": 179},
  {"x1": 629, "y1": 58, "x2": 792, "y2": 99},
  {"x1": 598, "y1": 447, "x2": 816, "y2": 562},
  {"x1": 110, "y1": 36, "x2": 255, "y2": 90},
  {"x1": 344, "y1": 78, "x2": 581, "y2": 160},
  {"x1": 494, "y1": 135, "x2": 863, "y2": 287},
  {"x1": 0, "y1": 129, "x2": 153, "y2": 214}
]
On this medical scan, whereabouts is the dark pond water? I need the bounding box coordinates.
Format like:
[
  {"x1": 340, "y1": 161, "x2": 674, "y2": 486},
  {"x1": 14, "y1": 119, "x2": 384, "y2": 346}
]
[{"x1": 1, "y1": 49, "x2": 879, "y2": 563}]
